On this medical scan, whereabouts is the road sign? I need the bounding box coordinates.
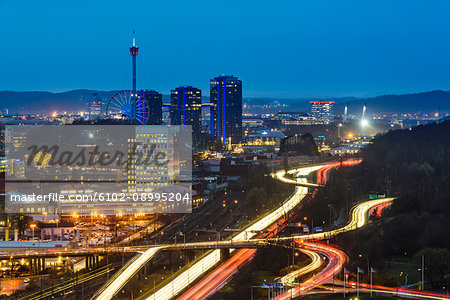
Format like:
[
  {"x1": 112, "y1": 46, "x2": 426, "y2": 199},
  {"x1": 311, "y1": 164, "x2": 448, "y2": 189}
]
[
  {"x1": 369, "y1": 194, "x2": 378, "y2": 199},
  {"x1": 313, "y1": 227, "x2": 323, "y2": 232}
]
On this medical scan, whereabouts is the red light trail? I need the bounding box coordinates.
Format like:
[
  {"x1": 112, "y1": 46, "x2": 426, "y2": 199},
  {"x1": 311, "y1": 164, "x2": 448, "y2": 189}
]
[{"x1": 177, "y1": 161, "x2": 359, "y2": 300}]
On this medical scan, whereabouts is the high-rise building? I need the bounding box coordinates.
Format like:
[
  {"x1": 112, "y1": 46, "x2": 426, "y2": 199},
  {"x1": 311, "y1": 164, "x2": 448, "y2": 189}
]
[
  {"x1": 210, "y1": 75, "x2": 242, "y2": 145},
  {"x1": 170, "y1": 86, "x2": 202, "y2": 137},
  {"x1": 88, "y1": 94, "x2": 102, "y2": 119},
  {"x1": 310, "y1": 101, "x2": 335, "y2": 124},
  {"x1": 139, "y1": 90, "x2": 162, "y2": 125},
  {"x1": 127, "y1": 126, "x2": 172, "y2": 191}
]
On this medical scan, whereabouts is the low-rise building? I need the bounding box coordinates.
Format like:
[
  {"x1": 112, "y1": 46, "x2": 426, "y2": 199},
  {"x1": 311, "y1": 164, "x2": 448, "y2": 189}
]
[{"x1": 245, "y1": 130, "x2": 286, "y2": 152}]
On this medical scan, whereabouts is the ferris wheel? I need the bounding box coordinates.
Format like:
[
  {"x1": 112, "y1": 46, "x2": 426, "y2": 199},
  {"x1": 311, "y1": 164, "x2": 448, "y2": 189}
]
[{"x1": 106, "y1": 90, "x2": 149, "y2": 124}]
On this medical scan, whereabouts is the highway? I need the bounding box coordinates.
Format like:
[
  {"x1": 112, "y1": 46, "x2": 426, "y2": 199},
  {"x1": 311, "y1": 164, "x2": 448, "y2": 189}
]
[
  {"x1": 317, "y1": 279, "x2": 450, "y2": 300},
  {"x1": 175, "y1": 162, "x2": 357, "y2": 300},
  {"x1": 93, "y1": 246, "x2": 163, "y2": 300},
  {"x1": 273, "y1": 197, "x2": 395, "y2": 242},
  {"x1": 162, "y1": 197, "x2": 393, "y2": 300},
  {"x1": 343, "y1": 282, "x2": 450, "y2": 300},
  {"x1": 176, "y1": 248, "x2": 257, "y2": 300},
  {"x1": 274, "y1": 240, "x2": 347, "y2": 299},
  {"x1": 142, "y1": 165, "x2": 324, "y2": 300},
  {"x1": 92, "y1": 161, "x2": 393, "y2": 300},
  {"x1": 175, "y1": 160, "x2": 389, "y2": 300},
  {"x1": 271, "y1": 198, "x2": 395, "y2": 299},
  {"x1": 278, "y1": 248, "x2": 322, "y2": 287},
  {"x1": 110, "y1": 158, "x2": 449, "y2": 300}
]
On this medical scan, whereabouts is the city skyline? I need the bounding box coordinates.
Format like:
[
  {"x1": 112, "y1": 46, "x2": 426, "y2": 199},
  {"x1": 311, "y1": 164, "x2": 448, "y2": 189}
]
[
  {"x1": 1, "y1": 2, "x2": 450, "y2": 300},
  {"x1": 1, "y1": 0, "x2": 450, "y2": 97}
]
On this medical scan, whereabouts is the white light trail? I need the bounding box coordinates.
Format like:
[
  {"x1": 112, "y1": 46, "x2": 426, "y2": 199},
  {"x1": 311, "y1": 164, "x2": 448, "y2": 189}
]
[{"x1": 144, "y1": 165, "x2": 323, "y2": 300}]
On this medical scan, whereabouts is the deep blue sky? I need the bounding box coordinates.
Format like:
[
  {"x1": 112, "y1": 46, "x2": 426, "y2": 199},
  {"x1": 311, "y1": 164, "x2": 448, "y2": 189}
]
[{"x1": 1, "y1": 0, "x2": 450, "y2": 98}]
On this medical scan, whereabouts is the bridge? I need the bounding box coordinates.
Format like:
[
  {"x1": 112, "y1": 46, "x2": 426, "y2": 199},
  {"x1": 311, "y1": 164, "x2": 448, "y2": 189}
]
[{"x1": 1, "y1": 240, "x2": 263, "y2": 261}]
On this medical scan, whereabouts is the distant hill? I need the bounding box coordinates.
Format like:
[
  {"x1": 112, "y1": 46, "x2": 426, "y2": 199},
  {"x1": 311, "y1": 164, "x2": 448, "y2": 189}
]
[
  {"x1": 340, "y1": 90, "x2": 450, "y2": 114},
  {"x1": 0, "y1": 89, "x2": 449, "y2": 114},
  {"x1": 0, "y1": 90, "x2": 118, "y2": 114},
  {"x1": 274, "y1": 90, "x2": 450, "y2": 114}
]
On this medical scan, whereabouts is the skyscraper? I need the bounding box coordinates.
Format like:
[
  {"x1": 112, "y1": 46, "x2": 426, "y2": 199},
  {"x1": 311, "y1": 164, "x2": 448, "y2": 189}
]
[
  {"x1": 210, "y1": 75, "x2": 242, "y2": 145},
  {"x1": 139, "y1": 90, "x2": 162, "y2": 125},
  {"x1": 310, "y1": 101, "x2": 334, "y2": 124},
  {"x1": 170, "y1": 86, "x2": 202, "y2": 137}
]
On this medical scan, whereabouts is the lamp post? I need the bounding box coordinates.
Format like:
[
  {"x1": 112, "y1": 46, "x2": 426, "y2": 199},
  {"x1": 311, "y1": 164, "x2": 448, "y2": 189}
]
[
  {"x1": 30, "y1": 224, "x2": 36, "y2": 239},
  {"x1": 328, "y1": 204, "x2": 333, "y2": 229},
  {"x1": 422, "y1": 255, "x2": 425, "y2": 291},
  {"x1": 177, "y1": 232, "x2": 186, "y2": 248}
]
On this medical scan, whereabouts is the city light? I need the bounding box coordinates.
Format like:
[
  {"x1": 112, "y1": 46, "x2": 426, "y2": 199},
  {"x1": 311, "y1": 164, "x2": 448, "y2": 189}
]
[{"x1": 1, "y1": 5, "x2": 447, "y2": 299}]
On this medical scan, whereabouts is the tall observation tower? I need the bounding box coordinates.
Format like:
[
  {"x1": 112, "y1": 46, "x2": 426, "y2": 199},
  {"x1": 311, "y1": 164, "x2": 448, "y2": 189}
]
[{"x1": 130, "y1": 31, "x2": 139, "y2": 119}]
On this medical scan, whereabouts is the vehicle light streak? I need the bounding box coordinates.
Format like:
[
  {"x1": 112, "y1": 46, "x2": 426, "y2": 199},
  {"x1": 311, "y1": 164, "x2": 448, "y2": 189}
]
[
  {"x1": 176, "y1": 161, "x2": 360, "y2": 300},
  {"x1": 274, "y1": 197, "x2": 394, "y2": 242},
  {"x1": 94, "y1": 162, "x2": 362, "y2": 300},
  {"x1": 279, "y1": 248, "x2": 322, "y2": 286},
  {"x1": 145, "y1": 165, "x2": 323, "y2": 300},
  {"x1": 274, "y1": 241, "x2": 347, "y2": 299},
  {"x1": 330, "y1": 281, "x2": 450, "y2": 300},
  {"x1": 177, "y1": 248, "x2": 257, "y2": 300},
  {"x1": 94, "y1": 246, "x2": 163, "y2": 300}
]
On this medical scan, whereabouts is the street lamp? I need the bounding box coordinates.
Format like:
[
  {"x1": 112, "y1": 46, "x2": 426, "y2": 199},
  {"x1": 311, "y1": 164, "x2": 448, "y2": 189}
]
[
  {"x1": 328, "y1": 204, "x2": 333, "y2": 229},
  {"x1": 176, "y1": 232, "x2": 186, "y2": 248},
  {"x1": 30, "y1": 224, "x2": 37, "y2": 239}
]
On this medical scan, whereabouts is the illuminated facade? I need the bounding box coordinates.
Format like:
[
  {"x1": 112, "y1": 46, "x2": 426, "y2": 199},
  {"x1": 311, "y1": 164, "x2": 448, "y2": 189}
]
[
  {"x1": 127, "y1": 127, "x2": 172, "y2": 191},
  {"x1": 314, "y1": 135, "x2": 330, "y2": 152},
  {"x1": 242, "y1": 118, "x2": 264, "y2": 126},
  {"x1": 210, "y1": 75, "x2": 242, "y2": 145},
  {"x1": 329, "y1": 144, "x2": 364, "y2": 156},
  {"x1": 282, "y1": 116, "x2": 315, "y2": 125},
  {"x1": 245, "y1": 130, "x2": 286, "y2": 152},
  {"x1": 330, "y1": 136, "x2": 374, "y2": 156},
  {"x1": 310, "y1": 101, "x2": 334, "y2": 124},
  {"x1": 170, "y1": 86, "x2": 202, "y2": 137}
]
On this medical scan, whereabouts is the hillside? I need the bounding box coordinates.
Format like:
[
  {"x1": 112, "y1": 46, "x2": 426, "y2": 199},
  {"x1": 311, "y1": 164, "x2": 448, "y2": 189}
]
[{"x1": 323, "y1": 120, "x2": 450, "y2": 287}]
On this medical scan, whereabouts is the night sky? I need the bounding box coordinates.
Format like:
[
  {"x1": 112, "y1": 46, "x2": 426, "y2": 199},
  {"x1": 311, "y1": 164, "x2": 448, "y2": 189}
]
[{"x1": 1, "y1": 0, "x2": 450, "y2": 97}]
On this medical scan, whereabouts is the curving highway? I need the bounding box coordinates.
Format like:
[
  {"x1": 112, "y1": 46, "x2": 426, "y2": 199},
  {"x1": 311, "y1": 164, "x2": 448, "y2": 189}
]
[
  {"x1": 143, "y1": 165, "x2": 324, "y2": 300},
  {"x1": 278, "y1": 248, "x2": 322, "y2": 287},
  {"x1": 93, "y1": 160, "x2": 387, "y2": 300},
  {"x1": 176, "y1": 162, "x2": 359, "y2": 300}
]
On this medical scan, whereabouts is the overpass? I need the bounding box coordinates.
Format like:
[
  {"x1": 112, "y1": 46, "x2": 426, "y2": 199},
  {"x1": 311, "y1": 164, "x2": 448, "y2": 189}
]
[{"x1": 0, "y1": 240, "x2": 262, "y2": 261}]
